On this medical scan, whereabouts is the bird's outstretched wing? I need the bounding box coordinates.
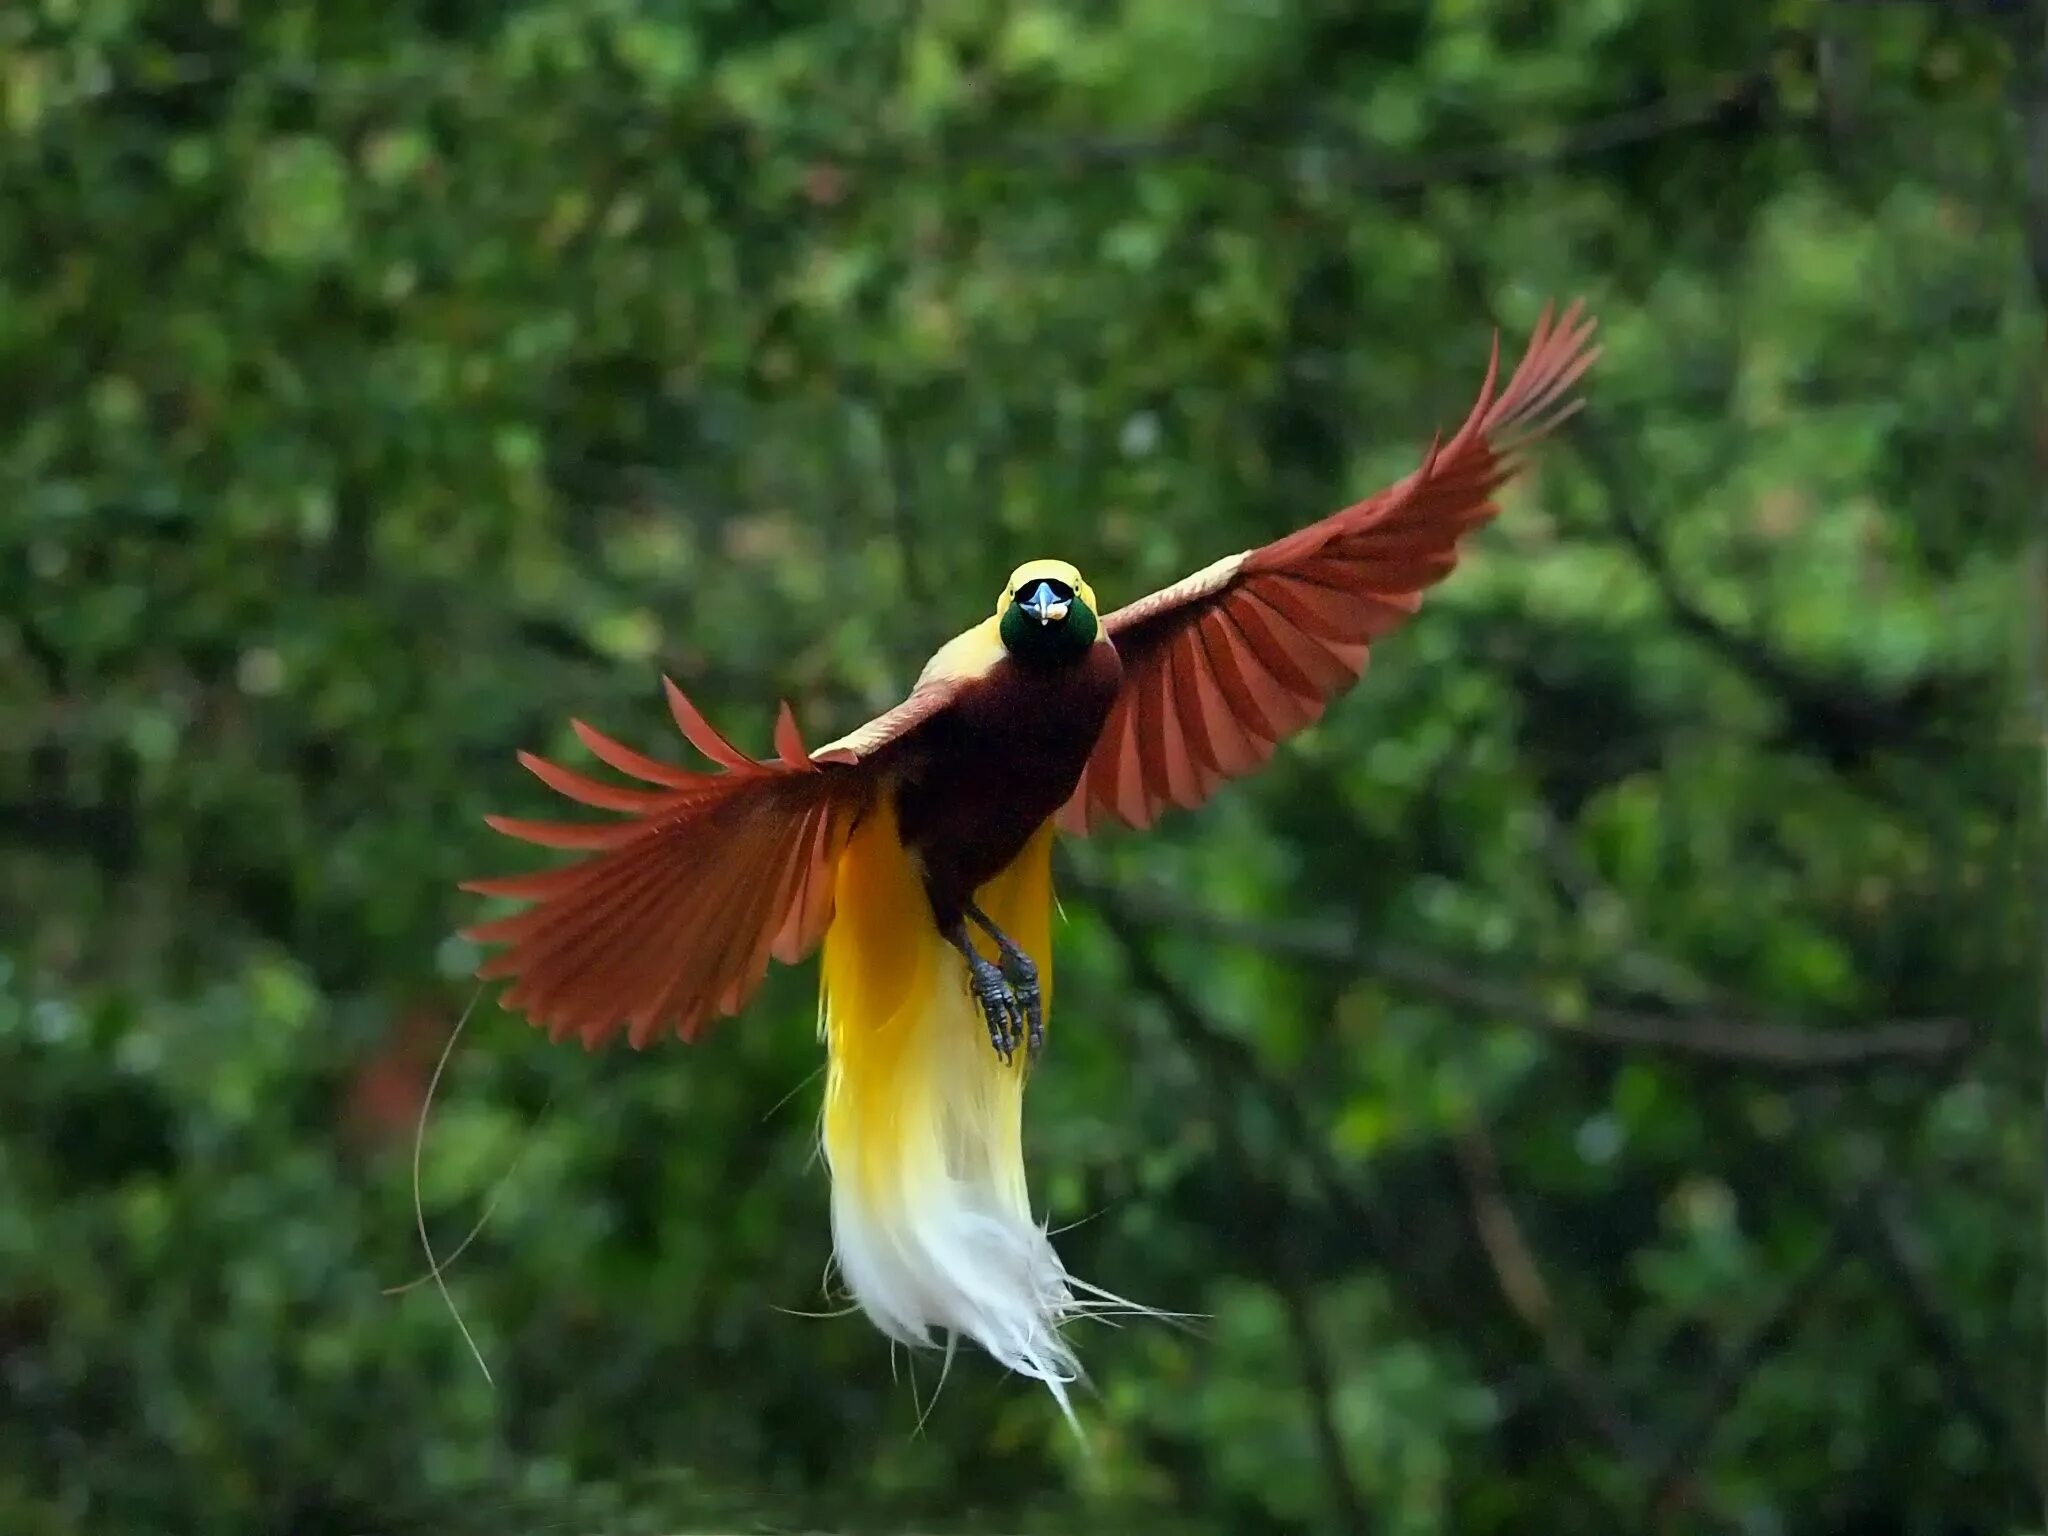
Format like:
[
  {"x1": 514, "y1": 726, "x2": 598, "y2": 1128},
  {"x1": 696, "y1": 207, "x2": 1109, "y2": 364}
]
[
  {"x1": 462, "y1": 676, "x2": 958, "y2": 1048},
  {"x1": 1057, "y1": 299, "x2": 1599, "y2": 836}
]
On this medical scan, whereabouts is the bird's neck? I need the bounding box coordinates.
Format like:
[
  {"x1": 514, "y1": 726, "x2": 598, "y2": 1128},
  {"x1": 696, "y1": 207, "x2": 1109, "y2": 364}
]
[{"x1": 999, "y1": 611, "x2": 1095, "y2": 666}]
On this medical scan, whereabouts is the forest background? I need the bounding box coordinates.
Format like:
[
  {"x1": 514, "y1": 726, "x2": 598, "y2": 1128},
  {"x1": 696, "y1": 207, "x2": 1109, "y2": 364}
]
[{"x1": 4, "y1": 1, "x2": 2046, "y2": 1532}]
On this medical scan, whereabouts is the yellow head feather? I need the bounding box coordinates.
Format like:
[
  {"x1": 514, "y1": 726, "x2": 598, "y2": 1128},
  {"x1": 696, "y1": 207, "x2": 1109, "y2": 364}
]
[{"x1": 997, "y1": 558, "x2": 1099, "y2": 618}]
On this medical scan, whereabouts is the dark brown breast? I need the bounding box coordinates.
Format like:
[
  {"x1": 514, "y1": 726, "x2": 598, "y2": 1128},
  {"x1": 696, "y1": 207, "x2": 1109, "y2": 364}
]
[{"x1": 892, "y1": 640, "x2": 1123, "y2": 925}]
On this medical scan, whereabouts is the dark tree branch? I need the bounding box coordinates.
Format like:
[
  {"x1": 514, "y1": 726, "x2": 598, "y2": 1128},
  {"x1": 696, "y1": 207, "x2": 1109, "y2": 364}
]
[
  {"x1": 5, "y1": 614, "x2": 69, "y2": 692},
  {"x1": 1089, "y1": 892, "x2": 1437, "y2": 1305},
  {"x1": 1466, "y1": 234, "x2": 1967, "y2": 780},
  {"x1": 1452, "y1": 1127, "x2": 1753, "y2": 1532},
  {"x1": 1451, "y1": 1128, "x2": 1652, "y2": 1458},
  {"x1": 1524, "y1": 803, "x2": 1731, "y2": 1011},
  {"x1": 1437, "y1": 250, "x2": 1960, "y2": 774},
  {"x1": 1269, "y1": 1178, "x2": 1373, "y2": 1535},
  {"x1": 1642, "y1": 1192, "x2": 1871, "y2": 1515},
  {"x1": 36, "y1": 51, "x2": 1771, "y2": 193},
  {"x1": 1066, "y1": 870, "x2": 1975, "y2": 1076},
  {"x1": 1096, "y1": 871, "x2": 1757, "y2": 1526},
  {"x1": 1851, "y1": 1191, "x2": 2048, "y2": 1500},
  {"x1": 1568, "y1": 420, "x2": 1952, "y2": 772},
  {"x1": 510, "y1": 613, "x2": 849, "y2": 717},
  {"x1": 0, "y1": 798, "x2": 139, "y2": 872},
  {"x1": 952, "y1": 70, "x2": 1768, "y2": 183},
  {"x1": 1094, "y1": 893, "x2": 1378, "y2": 1531}
]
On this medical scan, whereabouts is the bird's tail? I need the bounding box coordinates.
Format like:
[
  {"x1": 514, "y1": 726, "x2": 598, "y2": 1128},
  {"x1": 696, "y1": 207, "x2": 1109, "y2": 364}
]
[{"x1": 817, "y1": 800, "x2": 1107, "y2": 1425}]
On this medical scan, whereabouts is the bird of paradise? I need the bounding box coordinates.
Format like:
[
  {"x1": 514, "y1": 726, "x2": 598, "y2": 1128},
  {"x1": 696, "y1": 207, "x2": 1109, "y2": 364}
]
[{"x1": 462, "y1": 301, "x2": 1599, "y2": 1421}]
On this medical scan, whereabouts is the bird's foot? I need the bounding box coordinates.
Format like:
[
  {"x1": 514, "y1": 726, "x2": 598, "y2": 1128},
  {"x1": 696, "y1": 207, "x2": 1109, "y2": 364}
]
[
  {"x1": 955, "y1": 938, "x2": 1025, "y2": 1063},
  {"x1": 995, "y1": 953, "x2": 1042, "y2": 1058},
  {"x1": 964, "y1": 903, "x2": 1045, "y2": 1061}
]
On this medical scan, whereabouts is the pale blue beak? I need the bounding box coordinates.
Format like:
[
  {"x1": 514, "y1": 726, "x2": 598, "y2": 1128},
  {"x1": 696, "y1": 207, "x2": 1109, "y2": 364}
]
[{"x1": 1019, "y1": 581, "x2": 1070, "y2": 625}]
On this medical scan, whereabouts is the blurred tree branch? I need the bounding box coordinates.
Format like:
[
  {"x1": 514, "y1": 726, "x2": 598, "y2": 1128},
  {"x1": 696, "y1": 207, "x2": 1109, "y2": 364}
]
[
  {"x1": 942, "y1": 70, "x2": 1770, "y2": 184},
  {"x1": 1451, "y1": 1126, "x2": 1748, "y2": 1531},
  {"x1": 1567, "y1": 419, "x2": 1957, "y2": 772},
  {"x1": 1097, "y1": 872, "x2": 1764, "y2": 1526},
  {"x1": 1639, "y1": 1071, "x2": 2031, "y2": 1521},
  {"x1": 0, "y1": 797, "x2": 139, "y2": 873},
  {"x1": 1641, "y1": 1191, "x2": 1870, "y2": 1516},
  {"x1": 28, "y1": 49, "x2": 1771, "y2": 193},
  {"x1": 1850, "y1": 1189, "x2": 2048, "y2": 1496},
  {"x1": 1524, "y1": 803, "x2": 1733, "y2": 1010},
  {"x1": 1090, "y1": 892, "x2": 1463, "y2": 1323},
  {"x1": 1450, "y1": 1129, "x2": 1654, "y2": 1450},
  {"x1": 1067, "y1": 869, "x2": 1975, "y2": 1075},
  {"x1": 1268, "y1": 1234, "x2": 1372, "y2": 1536},
  {"x1": 1440, "y1": 258, "x2": 1968, "y2": 777},
  {"x1": 1095, "y1": 892, "x2": 1381, "y2": 1532}
]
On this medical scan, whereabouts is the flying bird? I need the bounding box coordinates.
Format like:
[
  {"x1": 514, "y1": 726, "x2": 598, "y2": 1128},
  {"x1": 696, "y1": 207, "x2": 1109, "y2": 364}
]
[{"x1": 461, "y1": 300, "x2": 1599, "y2": 1422}]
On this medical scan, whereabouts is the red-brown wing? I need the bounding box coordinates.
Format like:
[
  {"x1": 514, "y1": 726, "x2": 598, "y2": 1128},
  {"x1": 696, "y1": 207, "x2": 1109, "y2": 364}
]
[
  {"x1": 1059, "y1": 298, "x2": 1599, "y2": 836},
  {"x1": 461, "y1": 675, "x2": 956, "y2": 1049}
]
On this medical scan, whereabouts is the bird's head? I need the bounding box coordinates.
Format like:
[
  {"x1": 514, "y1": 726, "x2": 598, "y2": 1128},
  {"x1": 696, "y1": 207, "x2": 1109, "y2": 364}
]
[{"x1": 996, "y1": 558, "x2": 1100, "y2": 665}]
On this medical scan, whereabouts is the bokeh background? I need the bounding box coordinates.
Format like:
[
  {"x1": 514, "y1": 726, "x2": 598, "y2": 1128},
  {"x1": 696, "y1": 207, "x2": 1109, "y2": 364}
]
[{"x1": 4, "y1": 2, "x2": 2046, "y2": 1533}]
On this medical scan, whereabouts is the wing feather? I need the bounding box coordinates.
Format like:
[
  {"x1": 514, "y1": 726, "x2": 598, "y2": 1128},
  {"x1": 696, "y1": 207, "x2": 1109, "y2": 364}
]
[
  {"x1": 462, "y1": 673, "x2": 959, "y2": 1048},
  {"x1": 662, "y1": 675, "x2": 757, "y2": 771},
  {"x1": 1191, "y1": 616, "x2": 1269, "y2": 776},
  {"x1": 1152, "y1": 646, "x2": 1207, "y2": 811},
  {"x1": 515, "y1": 750, "x2": 677, "y2": 814},
  {"x1": 569, "y1": 717, "x2": 706, "y2": 788},
  {"x1": 1062, "y1": 298, "x2": 1598, "y2": 834},
  {"x1": 1163, "y1": 643, "x2": 1218, "y2": 786},
  {"x1": 1129, "y1": 658, "x2": 1172, "y2": 815}
]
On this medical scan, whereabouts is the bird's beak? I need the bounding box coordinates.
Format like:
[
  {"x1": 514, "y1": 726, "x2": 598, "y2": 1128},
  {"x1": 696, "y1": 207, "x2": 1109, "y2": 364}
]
[{"x1": 1021, "y1": 581, "x2": 1070, "y2": 625}]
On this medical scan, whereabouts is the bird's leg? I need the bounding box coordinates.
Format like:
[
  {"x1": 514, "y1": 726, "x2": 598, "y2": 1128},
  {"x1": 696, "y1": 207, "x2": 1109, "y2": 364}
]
[
  {"x1": 964, "y1": 903, "x2": 1043, "y2": 1058},
  {"x1": 943, "y1": 919, "x2": 1024, "y2": 1064}
]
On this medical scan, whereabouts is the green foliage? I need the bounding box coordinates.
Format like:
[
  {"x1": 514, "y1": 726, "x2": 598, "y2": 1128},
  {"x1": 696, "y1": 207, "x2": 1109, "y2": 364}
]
[{"x1": 2, "y1": 1, "x2": 2041, "y2": 1532}]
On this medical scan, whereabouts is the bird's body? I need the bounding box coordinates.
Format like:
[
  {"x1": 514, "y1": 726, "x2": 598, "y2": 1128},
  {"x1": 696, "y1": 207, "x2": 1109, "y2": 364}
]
[
  {"x1": 462, "y1": 301, "x2": 1601, "y2": 1423},
  {"x1": 889, "y1": 618, "x2": 1124, "y2": 930}
]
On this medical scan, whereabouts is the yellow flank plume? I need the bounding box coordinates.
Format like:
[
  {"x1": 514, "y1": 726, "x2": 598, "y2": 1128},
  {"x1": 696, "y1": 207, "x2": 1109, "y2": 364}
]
[{"x1": 816, "y1": 798, "x2": 1087, "y2": 1419}]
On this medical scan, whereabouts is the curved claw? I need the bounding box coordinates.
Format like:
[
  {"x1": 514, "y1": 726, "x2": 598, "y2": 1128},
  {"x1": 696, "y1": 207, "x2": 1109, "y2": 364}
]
[
  {"x1": 1023, "y1": 988, "x2": 1045, "y2": 1056},
  {"x1": 1007, "y1": 966, "x2": 1044, "y2": 1058},
  {"x1": 965, "y1": 955, "x2": 1021, "y2": 1064}
]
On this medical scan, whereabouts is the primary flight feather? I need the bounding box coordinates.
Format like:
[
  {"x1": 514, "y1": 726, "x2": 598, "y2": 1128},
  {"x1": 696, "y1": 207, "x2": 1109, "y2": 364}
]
[{"x1": 462, "y1": 299, "x2": 1601, "y2": 1419}]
